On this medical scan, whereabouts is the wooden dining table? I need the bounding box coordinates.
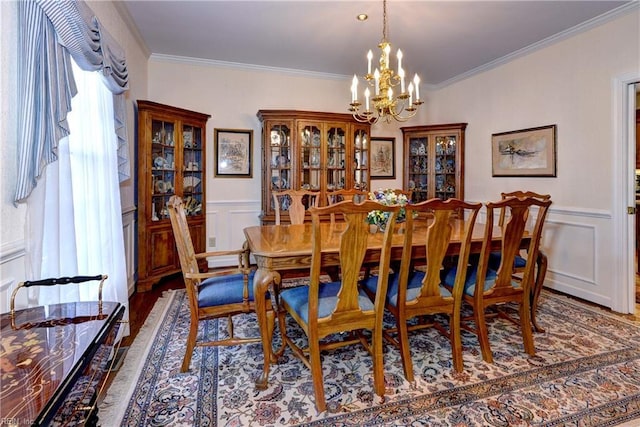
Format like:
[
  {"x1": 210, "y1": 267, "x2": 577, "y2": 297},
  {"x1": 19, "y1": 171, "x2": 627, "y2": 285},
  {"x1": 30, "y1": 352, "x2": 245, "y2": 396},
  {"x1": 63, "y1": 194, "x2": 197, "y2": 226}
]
[{"x1": 243, "y1": 219, "x2": 546, "y2": 389}]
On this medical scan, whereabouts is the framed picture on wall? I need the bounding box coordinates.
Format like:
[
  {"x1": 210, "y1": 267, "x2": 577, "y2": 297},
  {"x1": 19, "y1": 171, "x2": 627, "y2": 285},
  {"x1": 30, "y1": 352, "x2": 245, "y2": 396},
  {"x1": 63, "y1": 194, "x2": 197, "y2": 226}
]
[
  {"x1": 491, "y1": 124, "x2": 557, "y2": 177},
  {"x1": 370, "y1": 137, "x2": 396, "y2": 178},
  {"x1": 214, "y1": 128, "x2": 253, "y2": 177}
]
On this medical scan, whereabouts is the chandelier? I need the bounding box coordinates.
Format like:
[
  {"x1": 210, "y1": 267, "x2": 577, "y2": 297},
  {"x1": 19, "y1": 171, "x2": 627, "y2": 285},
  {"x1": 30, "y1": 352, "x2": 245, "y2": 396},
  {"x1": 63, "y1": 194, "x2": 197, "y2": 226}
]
[{"x1": 349, "y1": 0, "x2": 423, "y2": 124}]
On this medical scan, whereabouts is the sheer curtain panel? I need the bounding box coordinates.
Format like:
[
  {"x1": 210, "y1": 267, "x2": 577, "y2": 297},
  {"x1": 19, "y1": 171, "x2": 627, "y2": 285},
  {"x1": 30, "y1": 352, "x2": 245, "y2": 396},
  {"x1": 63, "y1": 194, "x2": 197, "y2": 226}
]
[{"x1": 27, "y1": 62, "x2": 129, "y2": 335}]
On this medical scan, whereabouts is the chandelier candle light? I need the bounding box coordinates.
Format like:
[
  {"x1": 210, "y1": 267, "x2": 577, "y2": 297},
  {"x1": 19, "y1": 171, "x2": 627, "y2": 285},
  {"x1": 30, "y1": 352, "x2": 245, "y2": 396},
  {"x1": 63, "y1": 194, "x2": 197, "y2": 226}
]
[{"x1": 349, "y1": 0, "x2": 423, "y2": 124}]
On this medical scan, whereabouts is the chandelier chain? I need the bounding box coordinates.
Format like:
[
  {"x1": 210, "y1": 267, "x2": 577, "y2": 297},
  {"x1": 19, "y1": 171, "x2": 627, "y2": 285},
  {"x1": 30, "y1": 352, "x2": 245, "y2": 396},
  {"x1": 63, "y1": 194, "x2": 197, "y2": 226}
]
[{"x1": 382, "y1": 0, "x2": 388, "y2": 41}]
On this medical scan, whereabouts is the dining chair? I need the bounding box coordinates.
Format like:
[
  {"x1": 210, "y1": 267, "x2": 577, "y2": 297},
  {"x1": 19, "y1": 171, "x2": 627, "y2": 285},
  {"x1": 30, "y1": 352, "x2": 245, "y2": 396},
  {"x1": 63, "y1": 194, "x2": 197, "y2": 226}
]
[
  {"x1": 361, "y1": 198, "x2": 482, "y2": 380},
  {"x1": 273, "y1": 189, "x2": 319, "y2": 225},
  {"x1": 168, "y1": 195, "x2": 277, "y2": 372},
  {"x1": 326, "y1": 188, "x2": 368, "y2": 224},
  {"x1": 491, "y1": 190, "x2": 552, "y2": 332},
  {"x1": 276, "y1": 199, "x2": 400, "y2": 412},
  {"x1": 446, "y1": 195, "x2": 552, "y2": 364},
  {"x1": 326, "y1": 188, "x2": 368, "y2": 205}
]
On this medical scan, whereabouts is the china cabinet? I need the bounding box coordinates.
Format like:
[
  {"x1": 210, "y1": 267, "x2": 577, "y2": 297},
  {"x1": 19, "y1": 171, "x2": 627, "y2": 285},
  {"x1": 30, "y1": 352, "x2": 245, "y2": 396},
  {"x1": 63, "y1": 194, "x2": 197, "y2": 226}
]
[
  {"x1": 137, "y1": 100, "x2": 210, "y2": 292},
  {"x1": 401, "y1": 123, "x2": 467, "y2": 204},
  {"x1": 257, "y1": 110, "x2": 371, "y2": 224}
]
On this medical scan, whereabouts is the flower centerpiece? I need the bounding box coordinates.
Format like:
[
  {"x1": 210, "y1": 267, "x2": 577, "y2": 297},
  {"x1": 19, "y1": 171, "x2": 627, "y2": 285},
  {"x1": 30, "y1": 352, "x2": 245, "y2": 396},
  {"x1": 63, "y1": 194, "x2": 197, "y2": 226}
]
[{"x1": 367, "y1": 189, "x2": 410, "y2": 230}]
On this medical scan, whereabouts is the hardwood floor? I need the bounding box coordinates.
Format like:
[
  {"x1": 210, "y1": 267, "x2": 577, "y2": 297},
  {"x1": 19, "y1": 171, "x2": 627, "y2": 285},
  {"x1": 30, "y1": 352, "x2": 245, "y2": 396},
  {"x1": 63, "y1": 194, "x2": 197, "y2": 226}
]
[{"x1": 121, "y1": 274, "x2": 184, "y2": 347}]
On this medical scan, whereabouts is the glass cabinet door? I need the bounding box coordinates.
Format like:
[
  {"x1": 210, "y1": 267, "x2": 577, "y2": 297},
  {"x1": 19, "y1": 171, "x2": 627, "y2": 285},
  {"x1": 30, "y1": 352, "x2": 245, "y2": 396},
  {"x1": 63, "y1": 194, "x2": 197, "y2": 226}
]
[
  {"x1": 269, "y1": 124, "x2": 291, "y2": 190},
  {"x1": 408, "y1": 136, "x2": 429, "y2": 203},
  {"x1": 151, "y1": 118, "x2": 176, "y2": 221},
  {"x1": 353, "y1": 127, "x2": 369, "y2": 191},
  {"x1": 299, "y1": 123, "x2": 322, "y2": 191},
  {"x1": 326, "y1": 125, "x2": 347, "y2": 192},
  {"x1": 402, "y1": 123, "x2": 466, "y2": 205},
  {"x1": 182, "y1": 124, "x2": 203, "y2": 217},
  {"x1": 434, "y1": 134, "x2": 458, "y2": 200},
  {"x1": 268, "y1": 123, "x2": 292, "y2": 213}
]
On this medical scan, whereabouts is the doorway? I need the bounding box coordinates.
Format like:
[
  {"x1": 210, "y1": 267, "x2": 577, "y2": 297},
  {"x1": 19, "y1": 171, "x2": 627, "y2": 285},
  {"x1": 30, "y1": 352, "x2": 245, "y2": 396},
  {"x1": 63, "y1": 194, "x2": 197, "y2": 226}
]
[
  {"x1": 613, "y1": 74, "x2": 640, "y2": 314},
  {"x1": 635, "y1": 83, "x2": 640, "y2": 313}
]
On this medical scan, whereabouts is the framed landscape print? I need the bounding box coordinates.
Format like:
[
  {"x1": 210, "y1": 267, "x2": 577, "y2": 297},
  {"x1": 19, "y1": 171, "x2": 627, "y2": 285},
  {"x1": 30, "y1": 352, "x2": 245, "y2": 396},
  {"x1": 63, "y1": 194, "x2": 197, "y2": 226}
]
[
  {"x1": 370, "y1": 137, "x2": 396, "y2": 178},
  {"x1": 491, "y1": 125, "x2": 557, "y2": 177},
  {"x1": 214, "y1": 128, "x2": 253, "y2": 177}
]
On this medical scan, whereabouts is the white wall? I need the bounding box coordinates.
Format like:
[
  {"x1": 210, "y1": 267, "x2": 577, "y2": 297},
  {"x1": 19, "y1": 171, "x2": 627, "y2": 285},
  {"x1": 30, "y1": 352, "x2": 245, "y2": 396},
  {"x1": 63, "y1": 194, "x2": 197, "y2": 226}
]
[
  {"x1": 0, "y1": 1, "x2": 149, "y2": 311},
  {"x1": 146, "y1": 8, "x2": 639, "y2": 311},
  {"x1": 0, "y1": 1, "x2": 27, "y2": 310},
  {"x1": 428, "y1": 9, "x2": 639, "y2": 311}
]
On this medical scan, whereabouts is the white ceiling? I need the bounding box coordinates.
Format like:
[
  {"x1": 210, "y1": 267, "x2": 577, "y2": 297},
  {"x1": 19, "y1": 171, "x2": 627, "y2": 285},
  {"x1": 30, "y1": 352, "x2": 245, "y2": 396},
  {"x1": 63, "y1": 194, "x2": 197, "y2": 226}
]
[{"x1": 119, "y1": 1, "x2": 632, "y2": 87}]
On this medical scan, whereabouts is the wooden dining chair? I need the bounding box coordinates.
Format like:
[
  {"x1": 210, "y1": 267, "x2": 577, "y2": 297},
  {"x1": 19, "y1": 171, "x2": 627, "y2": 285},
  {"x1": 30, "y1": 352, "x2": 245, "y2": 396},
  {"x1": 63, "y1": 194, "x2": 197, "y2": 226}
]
[
  {"x1": 273, "y1": 189, "x2": 319, "y2": 225},
  {"x1": 362, "y1": 198, "x2": 481, "y2": 380},
  {"x1": 276, "y1": 200, "x2": 400, "y2": 412},
  {"x1": 492, "y1": 190, "x2": 552, "y2": 332},
  {"x1": 168, "y1": 195, "x2": 277, "y2": 372},
  {"x1": 326, "y1": 188, "x2": 368, "y2": 224},
  {"x1": 447, "y1": 195, "x2": 552, "y2": 364},
  {"x1": 326, "y1": 188, "x2": 368, "y2": 205}
]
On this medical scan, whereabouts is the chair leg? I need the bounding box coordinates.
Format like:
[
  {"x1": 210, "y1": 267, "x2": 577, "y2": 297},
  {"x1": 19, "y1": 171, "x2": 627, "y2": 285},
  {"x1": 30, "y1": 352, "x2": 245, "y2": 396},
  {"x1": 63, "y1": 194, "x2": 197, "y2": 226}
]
[
  {"x1": 475, "y1": 306, "x2": 493, "y2": 364},
  {"x1": 520, "y1": 301, "x2": 536, "y2": 356},
  {"x1": 227, "y1": 314, "x2": 234, "y2": 338},
  {"x1": 309, "y1": 340, "x2": 326, "y2": 412},
  {"x1": 397, "y1": 318, "x2": 414, "y2": 382},
  {"x1": 181, "y1": 318, "x2": 199, "y2": 372},
  {"x1": 372, "y1": 330, "x2": 386, "y2": 398},
  {"x1": 531, "y1": 251, "x2": 548, "y2": 333},
  {"x1": 449, "y1": 310, "x2": 463, "y2": 373},
  {"x1": 274, "y1": 306, "x2": 288, "y2": 359}
]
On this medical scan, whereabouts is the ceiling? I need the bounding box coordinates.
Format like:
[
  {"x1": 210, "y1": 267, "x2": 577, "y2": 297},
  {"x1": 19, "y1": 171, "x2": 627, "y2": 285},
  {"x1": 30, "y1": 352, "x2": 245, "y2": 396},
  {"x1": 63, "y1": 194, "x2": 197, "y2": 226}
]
[{"x1": 119, "y1": 1, "x2": 632, "y2": 87}]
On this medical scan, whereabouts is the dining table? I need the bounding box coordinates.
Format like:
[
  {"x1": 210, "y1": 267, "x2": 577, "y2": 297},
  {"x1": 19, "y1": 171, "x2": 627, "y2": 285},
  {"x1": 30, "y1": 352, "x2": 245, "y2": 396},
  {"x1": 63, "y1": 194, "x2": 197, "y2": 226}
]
[{"x1": 243, "y1": 219, "x2": 547, "y2": 390}]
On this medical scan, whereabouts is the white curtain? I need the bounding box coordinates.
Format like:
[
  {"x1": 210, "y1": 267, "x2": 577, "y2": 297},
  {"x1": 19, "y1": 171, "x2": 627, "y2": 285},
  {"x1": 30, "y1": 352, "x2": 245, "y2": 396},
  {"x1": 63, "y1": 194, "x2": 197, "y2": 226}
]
[{"x1": 26, "y1": 60, "x2": 129, "y2": 334}]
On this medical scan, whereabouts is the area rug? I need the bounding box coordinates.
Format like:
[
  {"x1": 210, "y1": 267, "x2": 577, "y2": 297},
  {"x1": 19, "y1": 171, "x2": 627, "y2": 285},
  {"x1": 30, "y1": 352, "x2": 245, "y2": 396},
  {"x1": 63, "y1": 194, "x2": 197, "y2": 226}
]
[{"x1": 100, "y1": 288, "x2": 640, "y2": 426}]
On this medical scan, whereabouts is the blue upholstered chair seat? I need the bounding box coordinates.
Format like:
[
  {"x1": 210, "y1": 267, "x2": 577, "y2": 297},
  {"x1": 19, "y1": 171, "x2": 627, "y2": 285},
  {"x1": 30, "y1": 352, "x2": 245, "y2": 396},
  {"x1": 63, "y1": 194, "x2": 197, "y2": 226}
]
[
  {"x1": 362, "y1": 271, "x2": 452, "y2": 308},
  {"x1": 280, "y1": 281, "x2": 374, "y2": 324},
  {"x1": 488, "y1": 251, "x2": 527, "y2": 271},
  {"x1": 443, "y1": 264, "x2": 502, "y2": 296},
  {"x1": 198, "y1": 270, "x2": 256, "y2": 307}
]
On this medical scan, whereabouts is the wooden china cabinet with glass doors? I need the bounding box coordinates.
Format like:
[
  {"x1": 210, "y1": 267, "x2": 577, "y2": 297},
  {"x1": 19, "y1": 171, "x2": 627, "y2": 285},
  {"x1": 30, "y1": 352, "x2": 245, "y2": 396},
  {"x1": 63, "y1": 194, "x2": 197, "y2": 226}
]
[
  {"x1": 137, "y1": 100, "x2": 210, "y2": 292},
  {"x1": 257, "y1": 110, "x2": 371, "y2": 224},
  {"x1": 401, "y1": 123, "x2": 467, "y2": 204}
]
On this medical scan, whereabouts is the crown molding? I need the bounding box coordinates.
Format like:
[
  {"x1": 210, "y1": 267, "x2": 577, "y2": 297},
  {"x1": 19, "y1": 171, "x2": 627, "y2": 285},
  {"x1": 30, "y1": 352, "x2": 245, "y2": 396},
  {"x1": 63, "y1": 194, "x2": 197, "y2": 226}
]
[{"x1": 433, "y1": 2, "x2": 640, "y2": 89}]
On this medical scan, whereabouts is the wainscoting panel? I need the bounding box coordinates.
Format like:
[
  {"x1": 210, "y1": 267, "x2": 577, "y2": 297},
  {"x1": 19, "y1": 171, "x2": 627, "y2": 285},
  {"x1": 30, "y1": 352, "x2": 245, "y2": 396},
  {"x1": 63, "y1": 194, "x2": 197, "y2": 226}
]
[
  {"x1": 206, "y1": 199, "x2": 262, "y2": 268},
  {"x1": 122, "y1": 206, "x2": 137, "y2": 297},
  {"x1": 540, "y1": 208, "x2": 614, "y2": 309},
  {"x1": 0, "y1": 240, "x2": 27, "y2": 313}
]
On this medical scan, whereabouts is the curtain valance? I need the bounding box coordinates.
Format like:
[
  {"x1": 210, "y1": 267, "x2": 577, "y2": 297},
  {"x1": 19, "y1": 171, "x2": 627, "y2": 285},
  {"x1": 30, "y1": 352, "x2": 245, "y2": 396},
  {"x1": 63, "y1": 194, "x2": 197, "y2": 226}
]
[{"x1": 15, "y1": 0, "x2": 130, "y2": 203}]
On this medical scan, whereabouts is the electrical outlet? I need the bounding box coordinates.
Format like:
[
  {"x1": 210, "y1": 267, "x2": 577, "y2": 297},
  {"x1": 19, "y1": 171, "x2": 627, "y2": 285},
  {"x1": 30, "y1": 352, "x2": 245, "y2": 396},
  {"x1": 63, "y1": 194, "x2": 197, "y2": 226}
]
[{"x1": 209, "y1": 237, "x2": 216, "y2": 247}]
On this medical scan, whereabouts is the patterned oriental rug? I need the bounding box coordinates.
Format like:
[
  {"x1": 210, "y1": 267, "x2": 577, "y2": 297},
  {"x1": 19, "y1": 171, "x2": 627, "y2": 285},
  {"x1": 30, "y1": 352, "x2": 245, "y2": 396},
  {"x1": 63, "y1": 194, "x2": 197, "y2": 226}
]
[{"x1": 100, "y1": 286, "x2": 640, "y2": 426}]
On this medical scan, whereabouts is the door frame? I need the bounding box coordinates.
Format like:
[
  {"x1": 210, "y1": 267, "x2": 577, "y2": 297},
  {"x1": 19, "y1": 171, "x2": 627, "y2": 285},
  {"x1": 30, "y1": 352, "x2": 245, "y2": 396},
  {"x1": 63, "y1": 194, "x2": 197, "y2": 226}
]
[{"x1": 612, "y1": 72, "x2": 640, "y2": 313}]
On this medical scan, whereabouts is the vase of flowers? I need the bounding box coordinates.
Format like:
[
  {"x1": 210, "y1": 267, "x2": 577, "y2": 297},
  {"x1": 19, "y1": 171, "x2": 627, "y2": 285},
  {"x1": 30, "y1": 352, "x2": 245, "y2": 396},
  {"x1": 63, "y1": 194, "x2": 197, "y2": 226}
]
[{"x1": 367, "y1": 189, "x2": 410, "y2": 231}]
